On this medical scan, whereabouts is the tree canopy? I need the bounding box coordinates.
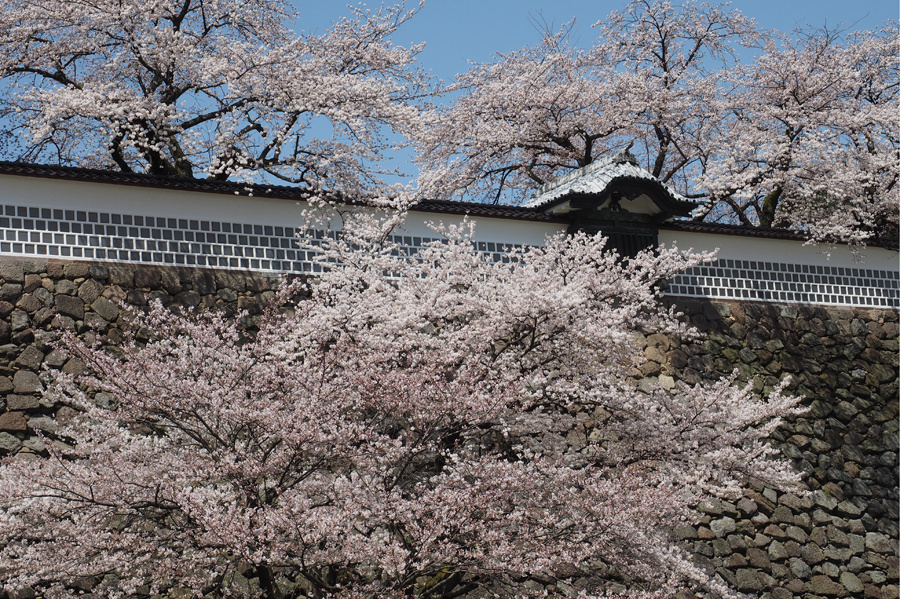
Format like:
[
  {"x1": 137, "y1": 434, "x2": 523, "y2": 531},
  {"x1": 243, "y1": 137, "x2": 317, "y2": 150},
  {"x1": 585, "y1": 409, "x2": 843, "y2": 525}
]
[
  {"x1": 0, "y1": 0, "x2": 428, "y2": 201},
  {"x1": 414, "y1": 2, "x2": 899, "y2": 243}
]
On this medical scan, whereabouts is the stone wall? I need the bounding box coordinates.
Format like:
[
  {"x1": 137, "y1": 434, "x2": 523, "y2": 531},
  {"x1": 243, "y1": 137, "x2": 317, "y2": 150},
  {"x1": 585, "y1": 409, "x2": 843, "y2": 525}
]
[
  {"x1": 0, "y1": 259, "x2": 282, "y2": 455},
  {"x1": 0, "y1": 259, "x2": 896, "y2": 599},
  {"x1": 653, "y1": 299, "x2": 899, "y2": 599}
]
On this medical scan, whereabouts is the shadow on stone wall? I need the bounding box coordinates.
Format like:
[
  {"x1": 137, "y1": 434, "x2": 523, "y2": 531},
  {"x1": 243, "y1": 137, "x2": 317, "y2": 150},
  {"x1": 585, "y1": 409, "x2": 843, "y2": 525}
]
[{"x1": 651, "y1": 299, "x2": 899, "y2": 599}]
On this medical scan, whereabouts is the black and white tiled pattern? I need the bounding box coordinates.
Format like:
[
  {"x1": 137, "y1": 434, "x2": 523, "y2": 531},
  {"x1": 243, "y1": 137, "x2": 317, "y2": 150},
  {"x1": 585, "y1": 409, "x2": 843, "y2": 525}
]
[
  {"x1": 1, "y1": 204, "x2": 896, "y2": 308},
  {"x1": 667, "y1": 259, "x2": 899, "y2": 309},
  {"x1": 0, "y1": 204, "x2": 520, "y2": 273}
]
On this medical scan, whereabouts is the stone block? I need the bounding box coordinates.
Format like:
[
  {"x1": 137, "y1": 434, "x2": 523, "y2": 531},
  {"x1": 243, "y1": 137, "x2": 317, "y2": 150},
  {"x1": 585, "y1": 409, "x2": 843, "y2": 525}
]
[
  {"x1": 159, "y1": 269, "x2": 181, "y2": 294},
  {"x1": 0, "y1": 411, "x2": 27, "y2": 432},
  {"x1": 813, "y1": 490, "x2": 839, "y2": 510},
  {"x1": 55, "y1": 294, "x2": 85, "y2": 320},
  {"x1": 0, "y1": 431, "x2": 22, "y2": 453},
  {"x1": 784, "y1": 540, "x2": 802, "y2": 558},
  {"x1": 735, "y1": 568, "x2": 762, "y2": 591},
  {"x1": 214, "y1": 270, "x2": 246, "y2": 292},
  {"x1": 836, "y1": 500, "x2": 862, "y2": 517},
  {"x1": 747, "y1": 547, "x2": 772, "y2": 569},
  {"x1": 237, "y1": 295, "x2": 262, "y2": 315},
  {"x1": 785, "y1": 526, "x2": 808, "y2": 543},
  {"x1": 10, "y1": 309, "x2": 29, "y2": 332},
  {"x1": 124, "y1": 289, "x2": 146, "y2": 306},
  {"x1": 6, "y1": 394, "x2": 40, "y2": 410},
  {"x1": 808, "y1": 575, "x2": 848, "y2": 597},
  {"x1": 769, "y1": 540, "x2": 788, "y2": 561},
  {"x1": 737, "y1": 497, "x2": 758, "y2": 515},
  {"x1": 246, "y1": 275, "x2": 274, "y2": 293},
  {"x1": 107, "y1": 265, "x2": 134, "y2": 286},
  {"x1": 0, "y1": 261, "x2": 27, "y2": 283},
  {"x1": 88, "y1": 297, "x2": 119, "y2": 322},
  {"x1": 26, "y1": 416, "x2": 57, "y2": 433},
  {"x1": 771, "y1": 506, "x2": 795, "y2": 525},
  {"x1": 176, "y1": 290, "x2": 202, "y2": 308},
  {"x1": 800, "y1": 543, "x2": 825, "y2": 564},
  {"x1": 43, "y1": 349, "x2": 68, "y2": 369},
  {"x1": 89, "y1": 264, "x2": 109, "y2": 280},
  {"x1": 658, "y1": 374, "x2": 675, "y2": 390},
  {"x1": 134, "y1": 267, "x2": 161, "y2": 289},
  {"x1": 62, "y1": 262, "x2": 90, "y2": 278},
  {"x1": 769, "y1": 588, "x2": 792, "y2": 599},
  {"x1": 34, "y1": 287, "x2": 53, "y2": 307},
  {"x1": 0, "y1": 283, "x2": 22, "y2": 301},
  {"x1": 46, "y1": 262, "x2": 64, "y2": 278},
  {"x1": 77, "y1": 279, "x2": 104, "y2": 304},
  {"x1": 865, "y1": 532, "x2": 896, "y2": 553},
  {"x1": 84, "y1": 312, "x2": 109, "y2": 332},
  {"x1": 216, "y1": 288, "x2": 238, "y2": 302},
  {"x1": 13, "y1": 370, "x2": 42, "y2": 393},
  {"x1": 191, "y1": 271, "x2": 216, "y2": 295},
  {"x1": 788, "y1": 557, "x2": 811, "y2": 579},
  {"x1": 849, "y1": 534, "x2": 866, "y2": 554},
  {"x1": 15, "y1": 294, "x2": 41, "y2": 313},
  {"x1": 62, "y1": 358, "x2": 87, "y2": 376},
  {"x1": 22, "y1": 273, "x2": 41, "y2": 293},
  {"x1": 15, "y1": 345, "x2": 44, "y2": 371},
  {"x1": 674, "y1": 525, "x2": 697, "y2": 540},
  {"x1": 55, "y1": 279, "x2": 77, "y2": 295},
  {"x1": 22, "y1": 260, "x2": 47, "y2": 275},
  {"x1": 102, "y1": 285, "x2": 127, "y2": 303}
]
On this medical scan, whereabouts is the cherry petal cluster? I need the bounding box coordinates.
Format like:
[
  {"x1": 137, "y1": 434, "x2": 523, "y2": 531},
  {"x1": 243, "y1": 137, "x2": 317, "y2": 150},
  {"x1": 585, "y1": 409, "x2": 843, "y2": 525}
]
[
  {"x1": 0, "y1": 214, "x2": 802, "y2": 599},
  {"x1": 414, "y1": 0, "x2": 758, "y2": 205}
]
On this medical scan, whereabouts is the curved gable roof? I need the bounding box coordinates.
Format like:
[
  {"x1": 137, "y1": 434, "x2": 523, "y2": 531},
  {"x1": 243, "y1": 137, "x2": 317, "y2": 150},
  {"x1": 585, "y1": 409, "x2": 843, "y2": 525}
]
[{"x1": 523, "y1": 150, "x2": 697, "y2": 216}]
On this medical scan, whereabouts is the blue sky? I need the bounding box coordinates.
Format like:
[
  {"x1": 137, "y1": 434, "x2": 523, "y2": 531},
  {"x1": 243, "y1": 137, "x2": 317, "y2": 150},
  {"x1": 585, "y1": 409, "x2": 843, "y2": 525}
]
[{"x1": 291, "y1": 0, "x2": 897, "y2": 82}]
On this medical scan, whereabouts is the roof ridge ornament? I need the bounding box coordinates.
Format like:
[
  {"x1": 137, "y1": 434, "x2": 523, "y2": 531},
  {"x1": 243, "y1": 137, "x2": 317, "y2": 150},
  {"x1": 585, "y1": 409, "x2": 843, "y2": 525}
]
[{"x1": 612, "y1": 148, "x2": 639, "y2": 165}]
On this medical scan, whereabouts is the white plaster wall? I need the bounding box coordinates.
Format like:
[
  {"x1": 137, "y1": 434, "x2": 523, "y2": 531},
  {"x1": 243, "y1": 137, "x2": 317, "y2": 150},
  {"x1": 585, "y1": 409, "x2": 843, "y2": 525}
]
[
  {"x1": 1, "y1": 173, "x2": 895, "y2": 308},
  {"x1": 659, "y1": 229, "x2": 899, "y2": 274},
  {"x1": 0, "y1": 175, "x2": 566, "y2": 246}
]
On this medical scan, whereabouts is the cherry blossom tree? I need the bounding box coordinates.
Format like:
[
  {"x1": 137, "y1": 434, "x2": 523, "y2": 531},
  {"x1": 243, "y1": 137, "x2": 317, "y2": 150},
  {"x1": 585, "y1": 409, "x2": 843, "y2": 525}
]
[
  {"x1": 414, "y1": 0, "x2": 758, "y2": 205},
  {"x1": 0, "y1": 214, "x2": 803, "y2": 599},
  {"x1": 0, "y1": 0, "x2": 428, "y2": 201},
  {"x1": 414, "y1": 1, "x2": 898, "y2": 244},
  {"x1": 700, "y1": 24, "x2": 899, "y2": 243}
]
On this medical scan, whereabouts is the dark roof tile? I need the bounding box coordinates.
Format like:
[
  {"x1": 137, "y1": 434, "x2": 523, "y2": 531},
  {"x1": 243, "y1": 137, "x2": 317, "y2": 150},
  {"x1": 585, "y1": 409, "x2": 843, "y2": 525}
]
[{"x1": 661, "y1": 220, "x2": 898, "y2": 250}]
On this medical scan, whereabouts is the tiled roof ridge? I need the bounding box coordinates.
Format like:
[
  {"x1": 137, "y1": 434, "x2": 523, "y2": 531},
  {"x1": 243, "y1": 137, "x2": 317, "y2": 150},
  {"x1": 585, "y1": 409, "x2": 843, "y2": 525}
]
[
  {"x1": 662, "y1": 220, "x2": 899, "y2": 250},
  {"x1": 523, "y1": 151, "x2": 696, "y2": 210},
  {"x1": 0, "y1": 160, "x2": 565, "y2": 222},
  {"x1": 0, "y1": 160, "x2": 328, "y2": 199}
]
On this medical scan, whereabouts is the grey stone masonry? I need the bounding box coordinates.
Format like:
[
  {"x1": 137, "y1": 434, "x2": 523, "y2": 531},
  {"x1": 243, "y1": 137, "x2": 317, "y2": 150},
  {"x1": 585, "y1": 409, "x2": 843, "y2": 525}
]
[
  {"x1": 0, "y1": 258, "x2": 285, "y2": 463},
  {"x1": 0, "y1": 259, "x2": 895, "y2": 599},
  {"x1": 653, "y1": 299, "x2": 899, "y2": 599}
]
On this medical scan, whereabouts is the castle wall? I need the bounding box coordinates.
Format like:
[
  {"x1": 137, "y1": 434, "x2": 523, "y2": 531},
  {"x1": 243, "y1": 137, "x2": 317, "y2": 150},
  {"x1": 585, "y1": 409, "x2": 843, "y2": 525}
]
[{"x1": 0, "y1": 257, "x2": 895, "y2": 598}]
